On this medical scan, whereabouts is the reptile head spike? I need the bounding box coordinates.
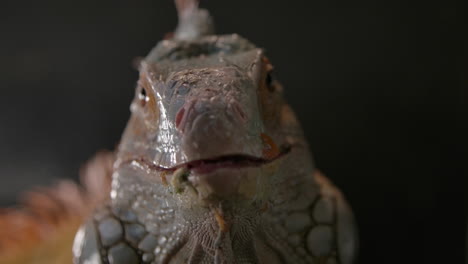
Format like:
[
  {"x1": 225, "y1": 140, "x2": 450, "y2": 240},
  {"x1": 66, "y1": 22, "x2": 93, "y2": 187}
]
[{"x1": 174, "y1": 0, "x2": 214, "y2": 40}]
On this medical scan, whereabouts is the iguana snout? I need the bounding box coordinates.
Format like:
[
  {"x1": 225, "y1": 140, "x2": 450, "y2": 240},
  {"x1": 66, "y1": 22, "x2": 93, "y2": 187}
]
[{"x1": 172, "y1": 66, "x2": 264, "y2": 162}]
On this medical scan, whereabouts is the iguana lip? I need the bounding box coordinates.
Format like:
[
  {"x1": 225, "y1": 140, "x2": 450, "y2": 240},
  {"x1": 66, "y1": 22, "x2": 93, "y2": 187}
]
[
  {"x1": 122, "y1": 145, "x2": 291, "y2": 174},
  {"x1": 185, "y1": 148, "x2": 290, "y2": 174}
]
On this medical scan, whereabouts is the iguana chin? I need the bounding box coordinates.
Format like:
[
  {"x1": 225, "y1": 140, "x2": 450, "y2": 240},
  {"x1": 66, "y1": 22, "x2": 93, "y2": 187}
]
[{"x1": 0, "y1": 1, "x2": 357, "y2": 263}]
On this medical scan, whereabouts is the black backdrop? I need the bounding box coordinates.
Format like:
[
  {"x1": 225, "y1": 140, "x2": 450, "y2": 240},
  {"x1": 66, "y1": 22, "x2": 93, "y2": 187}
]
[{"x1": 0, "y1": 0, "x2": 466, "y2": 263}]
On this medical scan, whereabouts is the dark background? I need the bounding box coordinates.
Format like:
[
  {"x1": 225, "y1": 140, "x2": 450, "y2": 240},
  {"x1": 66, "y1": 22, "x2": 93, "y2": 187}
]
[{"x1": 0, "y1": 0, "x2": 466, "y2": 263}]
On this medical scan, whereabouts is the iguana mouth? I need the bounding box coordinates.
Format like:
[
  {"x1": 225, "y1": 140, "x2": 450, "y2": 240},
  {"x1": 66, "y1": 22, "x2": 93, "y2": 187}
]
[
  {"x1": 184, "y1": 146, "x2": 291, "y2": 174},
  {"x1": 121, "y1": 145, "x2": 291, "y2": 174}
]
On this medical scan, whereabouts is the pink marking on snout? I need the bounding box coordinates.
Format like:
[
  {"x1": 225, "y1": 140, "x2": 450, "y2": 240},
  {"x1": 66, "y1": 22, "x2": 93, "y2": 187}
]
[
  {"x1": 175, "y1": 100, "x2": 196, "y2": 133},
  {"x1": 175, "y1": 107, "x2": 185, "y2": 129},
  {"x1": 176, "y1": 99, "x2": 246, "y2": 134},
  {"x1": 231, "y1": 101, "x2": 247, "y2": 123}
]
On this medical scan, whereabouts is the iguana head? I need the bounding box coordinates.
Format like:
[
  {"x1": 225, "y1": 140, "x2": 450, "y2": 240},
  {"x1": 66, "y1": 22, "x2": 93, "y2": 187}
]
[
  {"x1": 71, "y1": 3, "x2": 356, "y2": 264},
  {"x1": 114, "y1": 1, "x2": 312, "y2": 207}
]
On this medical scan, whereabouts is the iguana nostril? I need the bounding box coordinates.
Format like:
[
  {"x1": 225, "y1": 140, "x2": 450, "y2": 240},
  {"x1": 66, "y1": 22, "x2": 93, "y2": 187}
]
[
  {"x1": 175, "y1": 100, "x2": 197, "y2": 133},
  {"x1": 175, "y1": 107, "x2": 185, "y2": 130},
  {"x1": 231, "y1": 102, "x2": 247, "y2": 122}
]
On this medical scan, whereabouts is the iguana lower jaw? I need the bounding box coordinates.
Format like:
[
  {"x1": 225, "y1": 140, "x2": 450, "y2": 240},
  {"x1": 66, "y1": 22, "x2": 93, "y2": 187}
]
[
  {"x1": 185, "y1": 143, "x2": 289, "y2": 194},
  {"x1": 185, "y1": 152, "x2": 288, "y2": 201}
]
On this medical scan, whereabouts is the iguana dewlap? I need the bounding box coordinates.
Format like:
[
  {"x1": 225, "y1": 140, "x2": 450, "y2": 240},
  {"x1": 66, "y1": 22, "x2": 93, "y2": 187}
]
[{"x1": 0, "y1": 1, "x2": 357, "y2": 263}]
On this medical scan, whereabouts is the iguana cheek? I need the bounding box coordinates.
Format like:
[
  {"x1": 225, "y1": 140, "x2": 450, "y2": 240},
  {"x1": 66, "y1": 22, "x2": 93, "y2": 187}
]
[{"x1": 260, "y1": 132, "x2": 280, "y2": 160}]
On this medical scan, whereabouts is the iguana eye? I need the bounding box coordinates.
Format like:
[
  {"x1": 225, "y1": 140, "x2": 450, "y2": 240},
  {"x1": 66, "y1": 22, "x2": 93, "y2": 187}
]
[
  {"x1": 138, "y1": 86, "x2": 149, "y2": 107},
  {"x1": 266, "y1": 71, "x2": 275, "y2": 92}
]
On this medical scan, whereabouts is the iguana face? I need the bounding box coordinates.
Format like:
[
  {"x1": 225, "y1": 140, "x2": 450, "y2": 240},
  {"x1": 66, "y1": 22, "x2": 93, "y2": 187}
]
[
  {"x1": 72, "y1": 3, "x2": 357, "y2": 263},
  {"x1": 116, "y1": 35, "x2": 306, "y2": 204}
]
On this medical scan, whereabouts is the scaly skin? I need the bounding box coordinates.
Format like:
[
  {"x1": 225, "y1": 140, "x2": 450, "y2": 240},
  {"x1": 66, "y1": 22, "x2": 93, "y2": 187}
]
[{"x1": 73, "y1": 1, "x2": 357, "y2": 264}]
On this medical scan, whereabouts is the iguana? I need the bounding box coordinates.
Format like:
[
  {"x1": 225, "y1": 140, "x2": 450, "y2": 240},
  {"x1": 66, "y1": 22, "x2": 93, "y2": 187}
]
[{"x1": 0, "y1": 1, "x2": 357, "y2": 263}]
